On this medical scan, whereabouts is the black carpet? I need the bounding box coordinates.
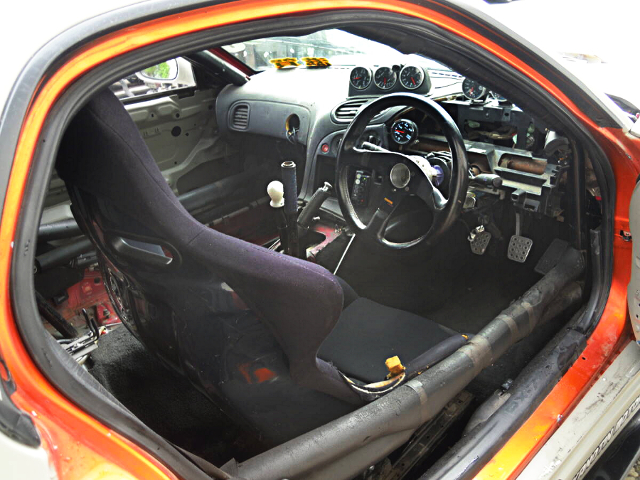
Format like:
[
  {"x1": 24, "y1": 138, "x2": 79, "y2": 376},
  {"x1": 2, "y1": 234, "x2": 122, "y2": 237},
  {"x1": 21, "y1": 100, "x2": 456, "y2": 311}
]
[
  {"x1": 88, "y1": 216, "x2": 573, "y2": 463},
  {"x1": 317, "y1": 221, "x2": 541, "y2": 334},
  {"x1": 426, "y1": 253, "x2": 542, "y2": 333},
  {"x1": 88, "y1": 325, "x2": 261, "y2": 464}
]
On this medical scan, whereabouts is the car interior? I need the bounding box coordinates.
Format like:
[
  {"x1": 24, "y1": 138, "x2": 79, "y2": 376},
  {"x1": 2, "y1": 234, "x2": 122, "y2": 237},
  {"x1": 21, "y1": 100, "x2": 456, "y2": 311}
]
[{"x1": 31, "y1": 23, "x2": 604, "y2": 480}]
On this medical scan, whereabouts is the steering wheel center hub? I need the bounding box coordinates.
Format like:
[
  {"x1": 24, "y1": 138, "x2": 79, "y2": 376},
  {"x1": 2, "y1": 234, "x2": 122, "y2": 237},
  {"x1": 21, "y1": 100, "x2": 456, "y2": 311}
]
[{"x1": 390, "y1": 163, "x2": 411, "y2": 189}]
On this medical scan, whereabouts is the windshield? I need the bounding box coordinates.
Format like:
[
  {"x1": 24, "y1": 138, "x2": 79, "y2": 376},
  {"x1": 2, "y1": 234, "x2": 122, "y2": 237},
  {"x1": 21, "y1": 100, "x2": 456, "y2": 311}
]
[
  {"x1": 222, "y1": 29, "x2": 449, "y2": 72},
  {"x1": 461, "y1": 0, "x2": 639, "y2": 116}
]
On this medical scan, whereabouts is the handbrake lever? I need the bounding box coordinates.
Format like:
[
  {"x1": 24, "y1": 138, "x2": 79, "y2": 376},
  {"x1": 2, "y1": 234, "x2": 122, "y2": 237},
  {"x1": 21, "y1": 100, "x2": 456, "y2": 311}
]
[{"x1": 298, "y1": 182, "x2": 333, "y2": 236}]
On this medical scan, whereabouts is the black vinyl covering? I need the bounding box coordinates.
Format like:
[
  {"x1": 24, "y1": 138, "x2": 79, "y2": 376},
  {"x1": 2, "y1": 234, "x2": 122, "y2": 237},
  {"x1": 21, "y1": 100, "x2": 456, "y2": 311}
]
[{"x1": 320, "y1": 298, "x2": 453, "y2": 383}]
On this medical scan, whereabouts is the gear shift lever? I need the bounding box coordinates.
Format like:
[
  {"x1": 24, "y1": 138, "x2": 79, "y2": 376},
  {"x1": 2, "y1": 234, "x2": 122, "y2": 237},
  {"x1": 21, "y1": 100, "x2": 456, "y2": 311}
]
[
  {"x1": 267, "y1": 180, "x2": 288, "y2": 253},
  {"x1": 267, "y1": 180, "x2": 285, "y2": 208},
  {"x1": 281, "y1": 161, "x2": 300, "y2": 257}
]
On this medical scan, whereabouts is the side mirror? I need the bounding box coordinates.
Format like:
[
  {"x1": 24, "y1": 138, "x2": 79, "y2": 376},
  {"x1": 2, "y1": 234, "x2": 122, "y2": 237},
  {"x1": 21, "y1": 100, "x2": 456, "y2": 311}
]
[
  {"x1": 113, "y1": 58, "x2": 195, "y2": 99},
  {"x1": 138, "y1": 59, "x2": 179, "y2": 82}
]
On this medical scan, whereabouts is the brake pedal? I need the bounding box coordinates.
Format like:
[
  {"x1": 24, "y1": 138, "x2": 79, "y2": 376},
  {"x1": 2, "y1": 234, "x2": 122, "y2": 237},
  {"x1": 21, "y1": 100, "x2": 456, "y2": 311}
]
[
  {"x1": 507, "y1": 212, "x2": 533, "y2": 263},
  {"x1": 468, "y1": 225, "x2": 491, "y2": 255}
]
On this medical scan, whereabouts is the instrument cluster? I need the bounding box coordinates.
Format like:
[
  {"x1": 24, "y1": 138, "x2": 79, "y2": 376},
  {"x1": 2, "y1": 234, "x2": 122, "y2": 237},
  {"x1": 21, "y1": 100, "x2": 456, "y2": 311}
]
[{"x1": 348, "y1": 65, "x2": 431, "y2": 95}]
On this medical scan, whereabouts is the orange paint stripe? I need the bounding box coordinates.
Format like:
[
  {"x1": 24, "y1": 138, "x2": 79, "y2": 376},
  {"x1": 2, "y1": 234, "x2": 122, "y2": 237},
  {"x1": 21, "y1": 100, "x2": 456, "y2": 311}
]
[{"x1": 0, "y1": 1, "x2": 633, "y2": 478}]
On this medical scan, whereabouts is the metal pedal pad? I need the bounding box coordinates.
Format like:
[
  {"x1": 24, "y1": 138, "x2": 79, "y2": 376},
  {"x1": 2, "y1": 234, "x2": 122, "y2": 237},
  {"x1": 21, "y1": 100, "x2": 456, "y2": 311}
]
[
  {"x1": 470, "y1": 230, "x2": 492, "y2": 255},
  {"x1": 507, "y1": 235, "x2": 533, "y2": 263}
]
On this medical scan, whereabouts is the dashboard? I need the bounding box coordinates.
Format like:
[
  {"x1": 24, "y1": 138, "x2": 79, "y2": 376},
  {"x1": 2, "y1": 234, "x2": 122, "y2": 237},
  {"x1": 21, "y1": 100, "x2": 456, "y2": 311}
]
[{"x1": 216, "y1": 63, "x2": 567, "y2": 226}]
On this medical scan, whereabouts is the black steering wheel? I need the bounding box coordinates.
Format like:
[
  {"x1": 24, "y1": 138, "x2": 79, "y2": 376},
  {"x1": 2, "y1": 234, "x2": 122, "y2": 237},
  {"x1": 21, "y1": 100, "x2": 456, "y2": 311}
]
[{"x1": 336, "y1": 93, "x2": 469, "y2": 251}]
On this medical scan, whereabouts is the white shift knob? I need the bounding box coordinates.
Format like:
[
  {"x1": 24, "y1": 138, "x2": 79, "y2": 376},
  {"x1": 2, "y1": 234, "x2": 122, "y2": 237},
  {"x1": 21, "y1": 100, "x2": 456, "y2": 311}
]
[{"x1": 267, "y1": 180, "x2": 285, "y2": 208}]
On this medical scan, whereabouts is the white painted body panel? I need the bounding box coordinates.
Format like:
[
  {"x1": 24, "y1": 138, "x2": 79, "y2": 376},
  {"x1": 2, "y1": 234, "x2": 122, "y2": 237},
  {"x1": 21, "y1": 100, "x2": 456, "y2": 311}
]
[
  {"x1": 520, "y1": 341, "x2": 640, "y2": 480},
  {"x1": 0, "y1": 1, "x2": 143, "y2": 111},
  {"x1": 0, "y1": 428, "x2": 51, "y2": 480}
]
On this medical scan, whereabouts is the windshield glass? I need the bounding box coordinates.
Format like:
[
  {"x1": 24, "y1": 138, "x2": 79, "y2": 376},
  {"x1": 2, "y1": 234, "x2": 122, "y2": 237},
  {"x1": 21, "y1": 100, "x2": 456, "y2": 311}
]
[
  {"x1": 461, "y1": 0, "x2": 639, "y2": 115},
  {"x1": 222, "y1": 29, "x2": 449, "y2": 72}
]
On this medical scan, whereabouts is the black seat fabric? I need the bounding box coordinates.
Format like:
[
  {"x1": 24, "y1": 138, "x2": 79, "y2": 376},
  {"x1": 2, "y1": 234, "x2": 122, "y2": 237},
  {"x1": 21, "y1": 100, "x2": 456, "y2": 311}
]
[{"x1": 319, "y1": 298, "x2": 454, "y2": 383}]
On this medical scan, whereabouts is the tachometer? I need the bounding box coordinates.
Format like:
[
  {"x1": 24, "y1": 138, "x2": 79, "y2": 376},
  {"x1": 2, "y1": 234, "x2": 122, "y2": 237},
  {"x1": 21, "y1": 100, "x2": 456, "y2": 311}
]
[
  {"x1": 374, "y1": 66, "x2": 397, "y2": 90},
  {"x1": 462, "y1": 78, "x2": 488, "y2": 101},
  {"x1": 391, "y1": 119, "x2": 418, "y2": 145},
  {"x1": 399, "y1": 65, "x2": 424, "y2": 90},
  {"x1": 349, "y1": 67, "x2": 372, "y2": 90}
]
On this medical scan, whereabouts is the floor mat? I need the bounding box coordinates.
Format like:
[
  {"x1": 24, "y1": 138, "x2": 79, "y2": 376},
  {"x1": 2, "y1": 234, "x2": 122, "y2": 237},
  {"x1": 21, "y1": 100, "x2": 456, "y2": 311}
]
[
  {"x1": 316, "y1": 220, "x2": 573, "y2": 400},
  {"x1": 317, "y1": 227, "x2": 465, "y2": 318}
]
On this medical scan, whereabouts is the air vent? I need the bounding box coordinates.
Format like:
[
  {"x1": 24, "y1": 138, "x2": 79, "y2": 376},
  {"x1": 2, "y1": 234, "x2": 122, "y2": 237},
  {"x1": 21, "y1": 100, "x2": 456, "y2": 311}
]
[
  {"x1": 331, "y1": 99, "x2": 389, "y2": 124},
  {"x1": 230, "y1": 103, "x2": 249, "y2": 130},
  {"x1": 332, "y1": 99, "x2": 369, "y2": 123}
]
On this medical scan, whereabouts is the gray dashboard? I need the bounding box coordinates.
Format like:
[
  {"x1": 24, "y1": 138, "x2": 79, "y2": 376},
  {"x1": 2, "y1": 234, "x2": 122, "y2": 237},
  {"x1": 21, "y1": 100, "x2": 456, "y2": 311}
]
[
  {"x1": 216, "y1": 67, "x2": 390, "y2": 202},
  {"x1": 216, "y1": 66, "x2": 442, "y2": 202},
  {"x1": 216, "y1": 67, "x2": 353, "y2": 139},
  {"x1": 215, "y1": 66, "x2": 562, "y2": 223}
]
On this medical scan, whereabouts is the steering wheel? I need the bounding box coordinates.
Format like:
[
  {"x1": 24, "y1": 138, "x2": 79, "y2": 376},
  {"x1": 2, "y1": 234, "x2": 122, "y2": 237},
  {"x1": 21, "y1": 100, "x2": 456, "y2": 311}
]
[{"x1": 336, "y1": 93, "x2": 469, "y2": 251}]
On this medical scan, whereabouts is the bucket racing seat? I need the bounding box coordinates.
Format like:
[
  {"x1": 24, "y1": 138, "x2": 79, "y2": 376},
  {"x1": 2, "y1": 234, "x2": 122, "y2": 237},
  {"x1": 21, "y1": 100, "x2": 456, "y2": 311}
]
[{"x1": 56, "y1": 90, "x2": 468, "y2": 444}]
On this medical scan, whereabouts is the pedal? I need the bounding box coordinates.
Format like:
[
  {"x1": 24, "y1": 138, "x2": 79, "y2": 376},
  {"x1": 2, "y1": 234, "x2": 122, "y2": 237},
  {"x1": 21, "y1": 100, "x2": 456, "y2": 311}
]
[
  {"x1": 468, "y1": 225, "x2": 491, "y2": 255},
  {"x1": 507, "y1": 212, "x2": 533, "y2": 263},
  {"x1": 508, "y1": 235, "x2": 533, "y2": 263}
]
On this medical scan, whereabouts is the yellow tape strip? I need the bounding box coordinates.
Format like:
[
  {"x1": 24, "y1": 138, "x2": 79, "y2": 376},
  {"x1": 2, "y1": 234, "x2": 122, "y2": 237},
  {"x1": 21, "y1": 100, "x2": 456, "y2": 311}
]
[
  {"x1": 301, "y1": 57, "x2": 331, "y2": 68},
  {"x1": 269, "y1": 57, "x2": 301, "y2": 69}
]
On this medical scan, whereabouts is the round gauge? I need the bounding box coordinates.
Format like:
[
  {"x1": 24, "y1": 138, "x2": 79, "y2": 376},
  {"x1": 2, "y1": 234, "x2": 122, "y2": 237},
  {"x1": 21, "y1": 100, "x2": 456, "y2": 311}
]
[
  {"x1": 399, "y1": 65, "x2": 424, "y2": 90},
  {"x1": 462, "y1": 78, "x2": 488, "y2": 101},
  {"x1": 349, "y1": 67, "x2": 372, "y2": 90},
  {"x1": 490, "y1": 91, "x2": 508, "y2": 102},
  {"x1": 391, "y1": 119, "x2": 418, "y2": 145},
  {"x1": 374, "y1": 66, "x2": 397, "y2": 90}
]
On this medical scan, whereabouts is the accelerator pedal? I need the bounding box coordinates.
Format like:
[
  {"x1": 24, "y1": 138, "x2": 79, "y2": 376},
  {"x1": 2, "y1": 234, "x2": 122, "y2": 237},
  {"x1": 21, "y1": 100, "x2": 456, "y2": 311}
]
[
  {"x1": 468, "y1": 225, "x2": 492, "y2": 255},
  {"x1": 507, "y1": 212, "x2": 533, "y2": 263}
]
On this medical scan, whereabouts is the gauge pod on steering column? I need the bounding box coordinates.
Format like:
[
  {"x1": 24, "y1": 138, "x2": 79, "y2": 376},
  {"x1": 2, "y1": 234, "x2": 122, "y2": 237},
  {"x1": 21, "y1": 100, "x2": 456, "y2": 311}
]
[{"x1": 391, "y1": 119, "x2": 418, "y2": 145}]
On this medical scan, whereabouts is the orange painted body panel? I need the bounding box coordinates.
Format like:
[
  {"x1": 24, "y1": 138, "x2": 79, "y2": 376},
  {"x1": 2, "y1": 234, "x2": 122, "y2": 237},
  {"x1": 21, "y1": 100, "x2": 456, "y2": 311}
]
[
  {"x1": 475, "y1": 130, "x2": 640, "y2": 479},
  {"x1": 0, "y1": 1, "x2": 637, "y2": 479},
  {"x1": 476, "y1": 246, "x2": 630, "y2": 479}
]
